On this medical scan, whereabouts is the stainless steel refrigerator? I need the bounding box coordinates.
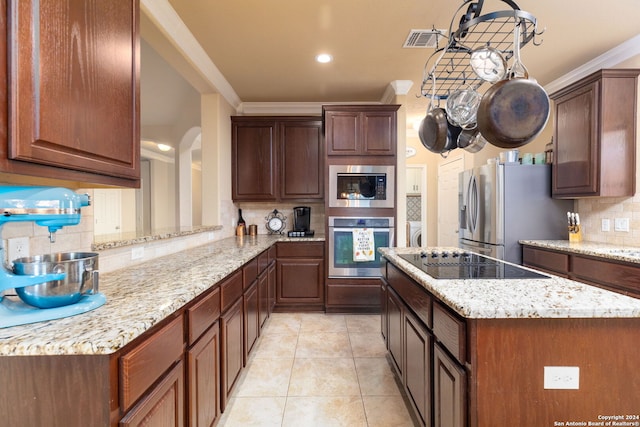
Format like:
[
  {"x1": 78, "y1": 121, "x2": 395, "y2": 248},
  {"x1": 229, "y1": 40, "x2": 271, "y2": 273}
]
[{"x1": 458, "y1": 163, "x2": 573, "y2": 264}]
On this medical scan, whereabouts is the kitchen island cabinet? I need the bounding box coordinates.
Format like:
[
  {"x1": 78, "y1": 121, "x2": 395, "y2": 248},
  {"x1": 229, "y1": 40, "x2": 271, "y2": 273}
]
[
  {"x1": 1, "y1": 0, "x2": 140, "y2": 188},
  {"x1": 550, "y1": 69, "x2": 639, "y2": 198},
  {"x1": 522, "y1": 241, "x2": 640, "y2": 298},
  {"x1": 231, "y1": 116, "x2": 323, "y2": 202},
  {"x1": 380, "y1": 248, "x2": 640, "y2": 427}
]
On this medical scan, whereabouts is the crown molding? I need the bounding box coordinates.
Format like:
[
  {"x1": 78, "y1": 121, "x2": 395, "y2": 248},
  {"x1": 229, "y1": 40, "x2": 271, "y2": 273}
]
[
  {"x1": 141, "y1": 0, "x2": 242, "y2": 109},
  {"x1": 544, "y1": 34, "x2": 640, "y2": 95}
]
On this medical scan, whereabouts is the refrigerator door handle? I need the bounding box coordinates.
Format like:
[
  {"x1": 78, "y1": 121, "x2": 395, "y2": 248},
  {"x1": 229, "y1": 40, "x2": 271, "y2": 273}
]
[{"x1": 467, "y1": 175, "x2": 479, "y2": 233}]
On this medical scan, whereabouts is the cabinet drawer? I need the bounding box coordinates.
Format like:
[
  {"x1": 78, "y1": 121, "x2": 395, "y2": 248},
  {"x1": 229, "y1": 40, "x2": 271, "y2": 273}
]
[
  {"x1": 387, "y1": 262, "x2": 432, "y2": 329},
  {"x1": 120, "y1": 315, "x2": 184, "y2": 412},
  {"x1": 221, "y1": 270, "x2": 243, "y2": 313},
  {"x1": 571, "y1": 255, "x2": 640, "y2": 296},
  {"x1": 277, "y1": 241, "x2": 324, "y2": 258},
  {"x1": 243, "y1": 258, "x2": 258, "y2": 290},
  {"x1": 523, "y1": 246, "x2": 569, "y2": 275},
  {"x1": 187, "y1": 287, "x2": 220, "y2": 346},
  {"x1": 433, "y1": 302, "x2": 466, "y2": 364}
]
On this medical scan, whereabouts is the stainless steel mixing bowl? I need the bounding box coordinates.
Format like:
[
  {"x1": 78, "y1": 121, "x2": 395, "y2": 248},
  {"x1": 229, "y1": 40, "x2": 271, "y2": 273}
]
[{"x1": 12, "y1": 252, "x2": 99, "y2": 309}]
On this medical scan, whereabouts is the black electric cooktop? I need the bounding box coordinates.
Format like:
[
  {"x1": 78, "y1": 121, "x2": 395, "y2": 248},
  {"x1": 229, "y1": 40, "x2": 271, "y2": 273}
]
[{"x1": 399, "y1": 251, "x2": 549, "y2": 280}]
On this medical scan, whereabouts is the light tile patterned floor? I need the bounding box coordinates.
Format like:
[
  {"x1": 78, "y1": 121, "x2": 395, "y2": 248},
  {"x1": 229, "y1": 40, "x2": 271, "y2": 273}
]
[{"x1": 218, "y1": 313, "x2": 417, "y2": 427}]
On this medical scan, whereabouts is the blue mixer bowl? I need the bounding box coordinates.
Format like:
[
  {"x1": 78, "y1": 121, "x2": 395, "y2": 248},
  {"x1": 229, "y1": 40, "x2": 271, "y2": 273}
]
[{"x1": 12, "y1": 252, "x2": 98, "y2": 309}]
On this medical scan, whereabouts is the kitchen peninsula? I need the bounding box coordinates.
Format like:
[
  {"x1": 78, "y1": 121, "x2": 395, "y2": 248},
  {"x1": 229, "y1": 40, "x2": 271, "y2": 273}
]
[{"x1": 380, "y1": 247, "x2": 640, "y2": 427}]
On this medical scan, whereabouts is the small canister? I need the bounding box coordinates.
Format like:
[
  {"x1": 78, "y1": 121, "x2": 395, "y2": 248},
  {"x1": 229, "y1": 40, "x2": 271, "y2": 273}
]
[
  {"x1": 248, "y1": 224, "x2": 258, "y2": 236},
  {"x1": 236, "y1": 224, "x2": 246, "y2": 236}
]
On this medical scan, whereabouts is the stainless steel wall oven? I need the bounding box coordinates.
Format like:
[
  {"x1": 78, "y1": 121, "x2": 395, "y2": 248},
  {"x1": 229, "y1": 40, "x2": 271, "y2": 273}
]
[{"x1": 328, "y1": 216, "x2": 394, "y2": 278}]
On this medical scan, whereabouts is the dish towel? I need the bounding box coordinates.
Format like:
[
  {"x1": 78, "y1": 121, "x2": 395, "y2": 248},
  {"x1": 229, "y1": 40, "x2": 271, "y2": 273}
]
[{"x1": 353, "y1": 228, "x2": 375, "y2": 262}]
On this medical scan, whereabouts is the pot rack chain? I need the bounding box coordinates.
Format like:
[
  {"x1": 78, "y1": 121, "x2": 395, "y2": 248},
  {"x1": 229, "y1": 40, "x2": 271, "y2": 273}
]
[{"x1": 421, "y1": 6, "x2": 543, "y2": 100}]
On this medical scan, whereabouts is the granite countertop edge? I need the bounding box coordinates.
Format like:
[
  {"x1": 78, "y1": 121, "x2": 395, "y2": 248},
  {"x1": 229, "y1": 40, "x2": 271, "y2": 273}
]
[
  {"x1": 381, "y1": 247, "x2": 640, "y2": 320},
  {"x1": 0, "y1": 234, "x2": 325, "y2": 357}
]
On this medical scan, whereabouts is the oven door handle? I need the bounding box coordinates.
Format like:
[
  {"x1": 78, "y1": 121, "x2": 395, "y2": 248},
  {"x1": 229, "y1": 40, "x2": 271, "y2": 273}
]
[{"x1": 330, "y1": 227, "x2": 392, "y2": 233}]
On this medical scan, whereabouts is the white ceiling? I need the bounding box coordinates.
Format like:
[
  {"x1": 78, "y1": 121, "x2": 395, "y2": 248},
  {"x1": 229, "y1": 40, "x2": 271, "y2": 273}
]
[{"x1": 142, "y1": 0, "x2": 640, "y2": 149}]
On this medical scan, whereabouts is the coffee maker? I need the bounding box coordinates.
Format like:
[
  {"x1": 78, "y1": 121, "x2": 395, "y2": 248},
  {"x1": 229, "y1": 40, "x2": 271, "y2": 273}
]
[{"x1": 288, "y1": 206, "x2": 314, "y2": 237}]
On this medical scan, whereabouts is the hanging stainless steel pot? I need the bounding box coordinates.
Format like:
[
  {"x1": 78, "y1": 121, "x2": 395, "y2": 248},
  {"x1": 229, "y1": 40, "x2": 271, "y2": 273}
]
[
  {"x1": 419, "y1": 107, "x2": 461, "y2": 154},
  {"x1": 457, "y1": 129, "x2": 487, "y2": 153},
  {"x1": 476, "y1": 20, "x2": 550, "y2": 148}
]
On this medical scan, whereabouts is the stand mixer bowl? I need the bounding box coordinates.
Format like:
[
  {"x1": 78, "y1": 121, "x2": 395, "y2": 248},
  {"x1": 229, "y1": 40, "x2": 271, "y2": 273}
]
[{"x1": 12, "y1": 252, "x2": 99, "y2": 309}]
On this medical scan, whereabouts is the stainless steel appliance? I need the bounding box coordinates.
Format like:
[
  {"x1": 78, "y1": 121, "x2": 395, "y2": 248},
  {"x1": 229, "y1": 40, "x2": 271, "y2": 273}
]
[
  {"x1": 328, "y1": 216, "x2": 394, "y2": 277},
  {"x1": 459, "y1": 163, "x2": 573, "y2": 264},
  {"x1": 329, "y1": 165, "x2": 395, "y2": 208},
  {"x1": 288, "y1": 206, "x2": 314, "y2": 237},
  {"x1": 399, "y1": 251, "x2": 548, "y2": 280}
]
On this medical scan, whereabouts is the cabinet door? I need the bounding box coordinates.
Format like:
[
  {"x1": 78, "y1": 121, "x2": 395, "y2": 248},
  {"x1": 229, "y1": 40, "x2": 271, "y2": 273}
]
[
  {"x1": 220, "y1": 297, "x2": 244, "y2": 411},
  {"x1": 258, "y1": 270, "x2": 269, "y2": 329},
  {"x1": 7, "y1": 0, "x2": 140, "y2": 183},
  {"x1": 243, "y1": 280, "x2": 259, "y2": 361},
  {"x1": 362, "y1": 110, "x2": 396, "y2": 155},
  {"x1": 187, "y1": 324, "x2": 220, "y2": 427},
  {"x1": 268, "y1": 262, "x2": 276, "y2": 313},
  {"x1": 552, "y1": 81, "x2": 599, "y2": 196},
  {"x1": 404, "y1": 311, "x2": 432, "y2": 426},
  {"x1": 276, "y1": 258, "x2": 324, "y2": 305},
  {"x1": 434, "y1": 344, "x2": 466, "y2": 427},
  {"x1": 325, "y1": 111, "x2": 359, "y2": 155},
  {"x1": 386, "y1": 286, "x2": 403, "y2": 376},
  {"x1": 120, "y1": 360, "x2": 185, "y2": 427},
  {"x1": 231, "y1": 119, "x2": 277, "y2": 201},
  {"x1": 280, "y1": 120, "x2": 323, "y2": 200}
]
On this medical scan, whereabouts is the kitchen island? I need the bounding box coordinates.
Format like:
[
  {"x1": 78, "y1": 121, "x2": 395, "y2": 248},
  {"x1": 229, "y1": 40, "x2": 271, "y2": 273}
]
[{"x1": 380, "y1": 247, "x2": 640, "y2": 427}]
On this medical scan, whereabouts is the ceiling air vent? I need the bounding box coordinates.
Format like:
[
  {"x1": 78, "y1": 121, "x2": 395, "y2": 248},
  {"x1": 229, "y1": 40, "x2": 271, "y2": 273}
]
[{"x1": 403, "y1": 29, "x2": 446, "y2": 48}]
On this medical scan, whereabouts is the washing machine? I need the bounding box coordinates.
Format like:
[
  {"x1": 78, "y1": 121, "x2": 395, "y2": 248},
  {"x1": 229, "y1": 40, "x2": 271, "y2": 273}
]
[{"x1": 408, "y1": 221, "x2": 422, "y2": 247}]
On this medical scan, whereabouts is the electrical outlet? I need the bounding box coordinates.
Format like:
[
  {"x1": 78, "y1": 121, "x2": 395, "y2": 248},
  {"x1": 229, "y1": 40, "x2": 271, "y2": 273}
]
[
  {"x1": 8, "y1": 237, "x2": 29, "y2": 263},
  {"x1": 614, "y1": 217, "x2": 630, "y2": 232},
  {"x1": 544, "y1": 366, "x2": 580, "y2": 389},
  {"x1": 208, "y1": 232, "x2": 215, "y2": 241},
  {"x1": 601, "y1": 218, "x2": 610, "y2": 232},
  {"x1": 131, "y1": 247, "x2": 145, "y2": 260}
]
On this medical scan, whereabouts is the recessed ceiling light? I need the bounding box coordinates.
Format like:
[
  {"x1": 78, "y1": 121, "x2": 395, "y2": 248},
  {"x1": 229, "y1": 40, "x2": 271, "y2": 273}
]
[
  {"x1": 157, "y1": 143, "x2": 172, "y2": 152},
  {"x1": 316, "y1": 53, "x2": 333, "y2": 63}
]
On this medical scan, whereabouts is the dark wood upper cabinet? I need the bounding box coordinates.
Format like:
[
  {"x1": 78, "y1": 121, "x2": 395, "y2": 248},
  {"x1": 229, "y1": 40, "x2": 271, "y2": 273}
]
[
  {"x1": 231, "y1": 116, "x2": 323, "y2": 202},
  {"x1": 323, "y1": 105, "x2": 399, "y2": 156},
  {"x1": 2, "y1": 0, "x2": 140, "y2": 187},
  {"x1": 550, "y1": 69, "x2": 639, "y2": 198}
]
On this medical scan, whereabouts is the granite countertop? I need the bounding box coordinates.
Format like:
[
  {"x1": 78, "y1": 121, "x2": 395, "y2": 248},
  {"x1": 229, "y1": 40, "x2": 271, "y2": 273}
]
[
  {"x1": 381, "y1": 247, "x2": 640, "y2": 320},
  {"x1": 519, "y1": 240, "x2": 640, "y2": 264},
  {"x1": 0, "y1": 234, "x2": 325, "y2": 357}
]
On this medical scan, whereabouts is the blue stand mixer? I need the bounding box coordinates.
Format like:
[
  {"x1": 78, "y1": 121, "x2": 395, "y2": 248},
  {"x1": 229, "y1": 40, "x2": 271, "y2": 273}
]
[{"x1": 0, "y1": 186, "x2": 106, "y2": 327}]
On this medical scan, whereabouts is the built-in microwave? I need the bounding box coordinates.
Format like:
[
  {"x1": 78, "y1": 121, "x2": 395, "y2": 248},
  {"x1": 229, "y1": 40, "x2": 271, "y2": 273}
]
[{"x1": 329, "y1": 165, "x2": 395, "y2": 208}]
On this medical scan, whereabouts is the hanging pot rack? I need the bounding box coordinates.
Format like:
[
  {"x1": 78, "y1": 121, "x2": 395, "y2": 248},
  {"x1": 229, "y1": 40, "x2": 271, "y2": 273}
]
[{"x1": 421, "y1": 0, "x2": 543, "y2": 100}]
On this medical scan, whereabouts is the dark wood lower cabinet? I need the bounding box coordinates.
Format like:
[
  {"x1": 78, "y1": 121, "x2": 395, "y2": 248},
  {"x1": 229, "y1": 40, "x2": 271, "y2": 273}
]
[
  {"x1": 220, "y1": 297, "x2": 244, "y2": 412},
  {"x1": 522, "y1": 244, "x2": 640, "y2": 298},
  {"x1": 243, "y1": 280, "x2": 260, "y2": 362},
  {"x1": 433, "y1": 344, "x2": 465, "y2": 427},
  {"x1": 119, "y1": 360, "x2": 185, "y2": 427},
  {"x1": 258, "y1": 270, "x2": 269, "y2": 328},
  {"x1": 386, "y1": 286, "x2": 403, "y2": 376},
  {"x1": 187, "y1": 323, "x2": 220, "y2": 427},
  {"x1": 405, "y1": 312, "x2": 432, "y2": 426},
  {"x1": 275, "y1": 242, "x2": 324, "y2": 310}
]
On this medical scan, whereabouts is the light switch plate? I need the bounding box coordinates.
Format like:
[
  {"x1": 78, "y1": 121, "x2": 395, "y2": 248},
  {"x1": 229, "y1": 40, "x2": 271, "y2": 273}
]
[
  {"x1": 614, "y1": 217, "x2": 630, "y2": 232},
  {"x1": 544, "y1": 366, "x2": 580, "y2": 389},
  {"x1": 131, "y1": 247, "x2": 145, "y2": 260},
  {"x1": 601, "y1": 218, "x2": 610, "y2": 232}
]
